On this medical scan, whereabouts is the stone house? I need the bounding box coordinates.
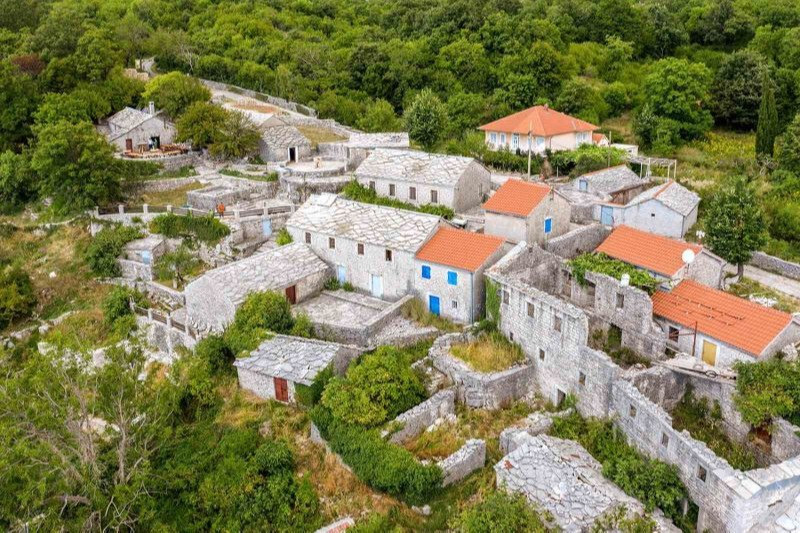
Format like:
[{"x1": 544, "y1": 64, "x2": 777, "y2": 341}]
[
  {"x1": 595, "y1": 180, "x2": 700, "y2": 238},
  {"x1": 319, "y1": 132, "x2": 410, "y2": 168},
  {"x1": 413, "y1": 227, "x2": 506, "y2": 323},
  {"x1": 119, "y1": 235, "x2": 168, "y2": 281},
  {"x1": 569, "y1": 165, "x2": 650, "y2": 202},
  {"x1": 354, "y1": 149, "x2": 491, "y2": 212},
  {"x1": 478, "y1": 105, "x2": 598, "y2": 154},
  {"x1": 104, "y1": 104, "x2": 176, "y2": 152},
  {"x1": 595, "y1": 225, "x2": 725, "y2": 288},
  {"x1": 259, "y1": 116, "x2": 312, "y2": 162},
  {"x1": 652, "y1": 279, "x2": 800, "y2": 370},
  {"x1": 234, "y1": 335, "x2": 360, "y2": 403},
  {"x1": 285, "y1": 194, "x2": 442, "y2": 300},
  {"x1": 184, "y1": 242, "x2": 329, "y2": 332},
  {"x1": 482, "y1": 179, "x2": 571, "y2": 245}
]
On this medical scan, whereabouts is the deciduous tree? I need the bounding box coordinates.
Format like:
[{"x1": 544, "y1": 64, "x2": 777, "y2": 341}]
[{"x1": 404, "y1": 88, "x2": 445, "y2": 149}]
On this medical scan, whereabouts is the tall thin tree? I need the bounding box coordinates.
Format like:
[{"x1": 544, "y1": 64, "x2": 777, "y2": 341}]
[{"x1": 756, "y1": 70, "x2": 779, "y2": 158}]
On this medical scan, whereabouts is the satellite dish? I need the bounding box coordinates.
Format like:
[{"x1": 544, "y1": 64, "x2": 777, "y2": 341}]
[
  {"x1": 620, "y1": 273, "x2": 630, "y2": 287},
  {"x1": 682, "y1": 249, "x2": 696, "y2": 265}
]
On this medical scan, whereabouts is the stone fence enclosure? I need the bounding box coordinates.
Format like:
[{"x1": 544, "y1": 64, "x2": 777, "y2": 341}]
[
  {"x1": 749, "y1": 251, "x2": 800, "y2": 281},
  {"x1": 382, "y1": 389, "x2": 456, "y2": 444}
]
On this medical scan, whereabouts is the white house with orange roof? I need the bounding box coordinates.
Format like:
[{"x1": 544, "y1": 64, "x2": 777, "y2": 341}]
[
  {"x1": 482, "y1": 179, "x2": 571, "y2": 245},
  {"x1": 478, "y1": 105, "x2": 599, "y2": 154},
  {"x1": 652, "y1": 279, "x2": 800, "y2": 369},
  {"x1": 595, "y1": 225, "x2": 725, "y2": 289},
  {"x1": 414, "y1": 227, "x2": 506, "y2": 323}
]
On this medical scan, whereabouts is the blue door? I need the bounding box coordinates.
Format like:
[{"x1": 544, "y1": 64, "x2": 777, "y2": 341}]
[
  {"x1": 601, "y1": 206, "x2": 614, "y2": 225},
  {"x1": 337, "y1": 265, "x2": 346, "y2": 284},
  {"x1": 429, "y1": 295, "x2": 440, "y2": 316},
  {"x1": 262, "y1": 219, "x2": 273, "y2": 237}
]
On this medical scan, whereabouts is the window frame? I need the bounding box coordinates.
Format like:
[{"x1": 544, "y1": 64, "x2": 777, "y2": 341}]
[
  {"x1": 409, "y1": 186, "x2": 416, "y2": 200},
  {"x1": 544, "y1": 217, "x2": 553, "y2": 235},
  {"x1": 389, "y1": 183, "x2": 396, "y2": 197},
  {"x1": 385, "y1": 249, "x2": 393, "y2": 262},
  {"x1": 447, "y1": 271, "x2": 458, "y2": 286},
  {"x1": 421, "y1": 265, "x2": 431, "y2": 279},
  {"x1": 328, "y1": 237, "x2": 335, "y2": 249},
  {"x1": 357, "y1": 243, "x2": 365, "y2": 256},
  {"x1": 430, "y1": 190, "x2": 438, "y2": 204},
  {"x1": 304, "y1": 232, "x2": 311, "y2": 244}
]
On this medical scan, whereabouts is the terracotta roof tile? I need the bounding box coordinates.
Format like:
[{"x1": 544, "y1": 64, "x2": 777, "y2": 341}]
[
  {"x1": 415, "y1": 227, "x2": 504, "y2": 272},
  {"x1": 595, "y1": 225, "x2": 702, "y2": 277},
  {"x1": 652, "y1": 280, "x2": 793, "y2": 356},
  {"x1": 479, "y1": 106, "x2": 598, "y2": 136},
  {"x1": 483, "y1": 179, "x2": 553, "y2": 217}
]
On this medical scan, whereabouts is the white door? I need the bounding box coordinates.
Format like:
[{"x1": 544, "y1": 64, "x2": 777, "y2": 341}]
[
  {"x1": 337, "y1": 265, "x2": 346, "y2": 284},
  {"x1": 370, "y1": 274, "x2": 383, "y2": 298}
]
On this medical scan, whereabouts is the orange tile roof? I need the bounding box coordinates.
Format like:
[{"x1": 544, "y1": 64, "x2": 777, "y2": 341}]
[
  {"x1": 479, "y1": 105, "x2": 598, "y2": 136},
  {"x1": 482, "y1": 179, "x2": 553, "y2": 217},
  {"x1": 595, "y1": 225, "x2": 703, "y2": 277},
  {"x1": 415, "y1": 226, "x2": 504, "y2": 272},
  {"x1": 652, "y1": 280, "x2": 794, "y2": 356},
  {"x1": 592, "y1": 132, "x2": 608, "y2": 143}
]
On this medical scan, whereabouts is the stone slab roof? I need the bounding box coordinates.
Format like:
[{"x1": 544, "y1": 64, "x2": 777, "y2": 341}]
[
  {"x1": 628, "y1": 180, "x2": 699, "y2": 216},
  {"x1": 124, "y1": 235, "x2": 165, "y2": 251},
  {"x1": 355, "y1": 148, "x2": 478, "y2": 187},
  {"x1": 346, "y1": 132, "x2": 409, "y2": 149},
  {"x1": 234, "y1": 334, "x2": 344, "y2": 385},
  {"x1": 186, "y1": 242, "x2": 328, "y2": 308},
  {"x1": 287, "y1": 194, "x2": 441, "y2": 252},
  {"x1": 106, "y1": 107, "x2": 167, "y2": 140},
  {"x1": 262, "y1": 123, "x2": 310, "y2": 148},
  {"x1": 574, "y1": 165, "x2": 648, "y2": 195}
]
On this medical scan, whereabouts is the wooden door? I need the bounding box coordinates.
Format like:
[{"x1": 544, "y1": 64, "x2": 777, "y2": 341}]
[
  {"x1": 273, "y1": 377, "x2": 289, "y2": 402},
  {"x1": 284, "y1": 285, "x2": 297, "y2": 305},
  {"x1": 125, "y1": 138, "x2": 133, "y2": 151},
  {"x1": 701, "y1": 340, "x2": 717, "y2": 366}
]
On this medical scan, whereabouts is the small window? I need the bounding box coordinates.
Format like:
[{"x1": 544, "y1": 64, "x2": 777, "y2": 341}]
[
  {"x1": 539, "y1": 349, "x2": 545, "y2": 361},
  {"x1": 502, "y1": 290, "x2": 509, "y2": 305},
  {"x1": 616, "y1": 293, "x2": 625, "y2": 309},
  {"x1": 509, "y1": 331, "x2": 514, "y2": 341},
  {"x1": 421, "y1": 265, "x2": 431, "y2": 279},
  {"x1": 328, "y1": 237, "x2": 335, "y2": 249},
  {"x1": 357, "y1": 243, "x2": 364, "y2": 255},
  {"x1": 697, "y1": 465, "x2": 707, "y2": 482},
  {"x1": 389, "y1": 183, "x2": 396, "y2": 196},
  {"x1": 369, "y1": 181, "x2": 375, "y2": 190},
  {"x1": 668, "y1": 326, "x2": 679, "y2": 343},
  {"x1": 578, "y1": 372, "x2": 586, "y2": 386},
  {"x1": 661, "y1": 433, "x2": 669, "y2": 448},
  {"x1": 629, "y1": 405, "x2": 637, "y2": 418},
  {"x1": 554, "y1": 316, "x2": 562, "y2": 332},
  {"x1": 579, "y1": 179, "x2": 588, "y2": 192},
  {"x1": 452, "y1": 300, "x2": 458, "y2": 309},
  {"x1": 651, "y1": 212, "x2": 656, "y2": 218},
  {"x1": 385, "y1": 249, "x2": 393, "y2": 262},
  {"x1": 430, "y1": 190, "x2": 438, "y2": 204},
  {"x1": 544, "y1": 217, "x2": 553, "y2": 235},
  {"x1": 527, "y1": 302, "x2": 535, "y2": 318},
  {"x1": 447, "y1": 271, "x2": 458, "y2": 286},
  {"x1": 489, "y1": 132, "x2": 497, "y2": 144},
  {"x1": 409, "y1": 186, "x2": 416, "y2": 200},
  {"x1": 500, "y1": 133, "x2": 506, "y2": 144},
  {"x1": 304, "y1": 232, "x2": 311, "y2": 244}
]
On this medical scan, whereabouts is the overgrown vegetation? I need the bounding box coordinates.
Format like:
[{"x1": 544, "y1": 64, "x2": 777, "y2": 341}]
[
  {"x1": 149, "y1": 213, "x2": 230, "y2": 245},
  {"x1": 734, "y1": 358, "x2": 800, "y2": 428},
  {"x1": 551, "y1": 411, "x2": 697, "y2": 532},
  {"x1": 101, "y1": 285, "x2": 145, "y2": 326},
  {"x1": 224, "y1": 290, "x2": 293, "y2": 355},
  {"x1": 569, "y1": 252, "x2": 659, "y2": 294},
  {"x1": 84, "y1": 224, "x2": 142, "y2": 278},
  {"x1": 590, "y1": 329, "x2": 652, "y2": 368},
  {"x1": 727, "y1": 276, "x2": 799, "y2": 313},
  {"x1": 342, "y1": 181, "x2": 455, "y2": 220},
  {"x1": 671, "y1": 387, "x2": 757, "y2": 471},
  {"x1": 0, "y1": 266, "x2": 36, "y2": 330},
  {"x1": 275, "y1": 227, "x2": 292, "y2": 246},
  {"x1": 450, "y1": 489, "x2": 547, "y2": 532},
  {"x1": 323, "y1": 277, "x2": 355, "y2": 292},
  {"x1": 450, "y1": 330, "x2": 525, "y2": 373},
  {"x1": 401, "y1": 297, "x2": 461, "y2": 332}
]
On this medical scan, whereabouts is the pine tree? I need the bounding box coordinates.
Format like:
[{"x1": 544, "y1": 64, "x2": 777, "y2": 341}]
[{"x1": 756, "y1": 70, "x2": 779, "y2": 158}]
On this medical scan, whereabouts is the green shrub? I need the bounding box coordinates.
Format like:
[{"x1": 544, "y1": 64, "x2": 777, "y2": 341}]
[
  {"x1": 451, "y1": 489, "x2": 547, "y2": 532},
  {"x1": 769, "y1": 201, "x2": 800, "y2": 244},
  {"x1": 320, "y1": 346, "x2": 427, "y2": 427},
  {"x1": 195, "y1": 334, "x2": 235, "y2": 375},
  {"x1": 289, "y1": 311, "x2": 313, "y2": 338},
  {"x1": 734, "y1": 358, "x2": 800, "y2": 427},
  {"x1": 102, "y1": 286, "x2": 145, "y2": 325},
  {"x1": 224, "y1": 290, "x2": 292, "y2": 355},
  {"x1": 275, "y1": 227, "x2": 293, "y2": 246},
  {"x1": 149, "y1": 213, "x2": 230, "y2": 244},
  {"x1": 84, "y1": 224, "x2": 142, "y2": 277},
  {"x1": 0, "y1": 266, "x2": 36, "y2": 329},
  {"x1": 295, "y1": 364, "x2": 333, "y2": 408},
  {"x1": 311, "y1": 406, "x2": 442, "y2": 504},
  {"x1": 569, "y1": 253, "x2": 659, "y2": 294},
  {"x1": 342, "y1": 181, "x2": 454, "y2": 220},
  {"x1": 549, "y1": 145, "x2": 627, "y2": 177}
]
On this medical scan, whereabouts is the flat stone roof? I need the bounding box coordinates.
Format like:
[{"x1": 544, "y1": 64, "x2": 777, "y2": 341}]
[
  {"x1": 287, "y1": 194, "x2": 441, "y2": 252},
  {"x1": 234, "y1": 334, "x2": 345, "y2": 385},
  {"x1": 124, "y1": 235, "x2": 165, "y2": 251},
  {"x1": 355, "y1": 148, "x2": 478, "y2": 187},
  {"x1": 573, "y1": 165, "x2": 648, "y2": 195}
]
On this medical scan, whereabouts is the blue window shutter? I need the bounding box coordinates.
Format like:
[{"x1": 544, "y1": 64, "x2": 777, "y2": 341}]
[
  {"x1": 544, "y1": 218, "x2": 553, "y2": 234},
  {"x1": 422, "y1": 265, "x2": 431, "y2": 279},
  {"x1": 448, "y1": 271, "x2": 458, "y2": 286}
]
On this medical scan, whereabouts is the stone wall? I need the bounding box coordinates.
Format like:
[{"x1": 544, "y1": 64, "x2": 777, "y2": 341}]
[
  {"x1": 114, "y1": 278, "x2": 185, "y2": 307},
  {"x1": 308, "y1": 293, "x2": 417, "y2": 347},
  {"x1": 282, "y1": 114, "x2": 356, "y2": 137},
  {"x1": 772, "y1": 419, "x2": 800, "y2": 462},
  {"x1": 128, "y1": 176, "x2": 199, "y2": 194},
  {"x1": 749, "y1": 251, "x2": 800, "y2": 281},
  {"x1": 429, "y1": 332, "x2": 534, "y2": 410},
  {"x1": 118, "y1": 258, "x2": 154, "y2": 281},
  {"x1": 437, "y1": 439, "x2": 486, "y2": 486},
  {"x1": 201, "y1": 78, "x2": 318, "y2": 117},
  {"x1": 138, "y1": 316, "x2": 196, "y2": 358},
  {"x1": 544, "y1": 223, "x2": 610, "y2": 259},
  {"x1": 383, "y1": 389, "x2": 456, "y2": 444}
]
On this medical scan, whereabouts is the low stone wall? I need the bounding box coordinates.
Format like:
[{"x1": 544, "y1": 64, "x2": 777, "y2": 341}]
[
  {"x1": 114, "y1": 278, "x2": 185, "y2": 307},
  {"x1": 119, "y1": 258, "x2": 154, "y2": 281},
  {"x1": 138, "y1": 316, "x2": 197, "y2": 358},
  {"x1": 309, "y1": 293, "x2": 415, "y2": 347},
  {"x1": 749, "y1": 251, "x2": 800, "y2": 281},
  {"x1": 545, "y1": 223, "x2": 610, "y2": 259},
  {"x1": 429, "y1": 332, "x2": 535, "y2": 410},
  {"x1": 383, "y1": 389, "x2": 456, "y2": 444},
  {"x1": 315, "y1": 517, "x2": 355, "y2": 533},
  {"x1": 201, "y1": 78, "x2": 318, "y2": 117},
  {"x1": 282, "y1": 114, "x2": 356, "y2": 137},
  {"x1": 437, "y1": 439, "x2": 486, "y2": 486},
  {"x1": 128, "y1": 176, "x2": 199, "y2": 194},
  {"x1": 772, "y1": 419, "x2": 800, "y2": 462},
  {"x1": 569, "y1": 203, "x2": 597, "y2": 225}
]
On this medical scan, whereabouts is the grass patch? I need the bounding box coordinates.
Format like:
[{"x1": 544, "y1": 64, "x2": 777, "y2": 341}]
[
  {"x1": 295, "y1": 125, "x2": 347, "y2": 148},
  {"x1": 158, "y1": 165, "x2": 198, "y2": 179},
  {"x1": 570, "y1": 252, "x2": 659, "y2": 294},
  {"x1": 342, "y1": 180, "x2": 455, "y2": 220},
  {"x1": 450, "y1": 331, "x2": 525, "y2": 373},
  {"x1": 401, "y1": 298, "x2": 461, "y2": 332},
  {"x1": 131, "y1": 181, "x2": 204, "y2": 207},
  {"x1": 403, "y1": 424, "x2": 465, "y2": 461},
  {"x1": 671, "y1": 387, "x2": 758, "y2": 471},
  {"x1": 674, "y1": 130, "x2": 756, "y2": 190},
  {"x1": 727, "y1": 276, "x2": 800, "y2": 313},
  {"x1": 589, "y1": 329, "x2": 651, "y2": 368},
  {"x1": 149, "y1": 213, "x2": 230, "y2": 245},
  {"x1": 220, "y1": 167, "x2": 279, "y2": 182}
]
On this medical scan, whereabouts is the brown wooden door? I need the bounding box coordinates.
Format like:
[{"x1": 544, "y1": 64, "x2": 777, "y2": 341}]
[
  {"x1": 125, "y1": 138, "x2": 133, "y2": 151},
  {"x1": 273, "y1": 377, "x2": 289, "y2": 402},
  {"x1": 285, "y1": 285, "x2": 297, "y2": 304}
]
